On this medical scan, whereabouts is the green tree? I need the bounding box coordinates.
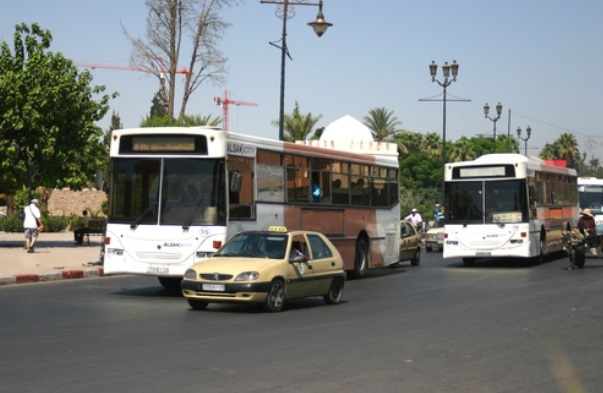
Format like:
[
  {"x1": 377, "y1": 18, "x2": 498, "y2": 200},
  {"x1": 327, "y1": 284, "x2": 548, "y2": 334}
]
[
  {"x1": 363, "y1": 107, "x2": 402, "y2": 142},
  {"x1": 0, "y1": 23, "x2": 115, "y2": 197},
  {"x1": 393, "y1": 131, "x2": 422, "y2": 155},
  {"x1": 139, "y1": 113, "x2": 221, "y2": 127},
  {"x1": 272, "y1": 101, "x2": 322, "y2": 142}
]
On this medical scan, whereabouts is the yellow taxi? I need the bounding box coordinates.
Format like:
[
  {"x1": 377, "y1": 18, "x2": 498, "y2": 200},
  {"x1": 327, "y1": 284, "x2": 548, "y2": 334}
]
[{"x1": 181, "y1": 226, "x2": 346, "y2": 312}]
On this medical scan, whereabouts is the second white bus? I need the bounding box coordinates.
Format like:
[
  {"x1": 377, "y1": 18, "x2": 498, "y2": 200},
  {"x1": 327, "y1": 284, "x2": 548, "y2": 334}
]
[{"x1": 443, "y1": 154, "x2": 579, "y2": 266}]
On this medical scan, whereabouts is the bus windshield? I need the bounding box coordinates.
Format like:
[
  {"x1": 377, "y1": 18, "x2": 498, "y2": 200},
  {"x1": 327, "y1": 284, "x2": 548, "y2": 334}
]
[
  {"x1": 109, "y1": 157, "x2": 226, "y2": 226},
  {"x1": 579, "y1": 185, "x2": 603, "y2": 215},
  {"x1": 446, "y1": 179, "x2": 529, "y2": 225}
]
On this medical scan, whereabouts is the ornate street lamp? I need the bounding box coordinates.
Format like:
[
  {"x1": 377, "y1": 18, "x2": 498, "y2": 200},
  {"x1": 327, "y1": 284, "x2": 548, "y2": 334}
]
[
  {"x1": 517, "y1": 126, "x2": 532, "y2": 156},
  {"x1": 483, "y1": 101, "x2": 503, "y2": 152},
  {"x1": 429, "y1": 60, "x2": 459, "y2": 205},
  {"x1": 261, "y1": 0, "x2": 333, "y2": 141}
]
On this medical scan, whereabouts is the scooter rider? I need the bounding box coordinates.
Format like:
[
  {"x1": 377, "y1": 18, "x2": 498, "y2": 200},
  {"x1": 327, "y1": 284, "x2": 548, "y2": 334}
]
[{"x1": 578, "y1": 208, "x2": 599, "y2": 255}]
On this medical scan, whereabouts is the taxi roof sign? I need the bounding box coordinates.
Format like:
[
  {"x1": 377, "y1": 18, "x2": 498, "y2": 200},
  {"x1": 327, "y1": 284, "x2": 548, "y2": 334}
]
[{"x1": 268, "y1": 226, "x2": 288, "y2": 232}]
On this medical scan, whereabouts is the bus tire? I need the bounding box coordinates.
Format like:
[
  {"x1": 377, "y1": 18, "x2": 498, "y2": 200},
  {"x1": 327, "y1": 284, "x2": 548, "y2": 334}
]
[
  {"x1": 352, "y1": 239, "x2": 369, "y2": 278},
  {"x1": 426, "y1": 246, "x2": 433, "y2": 252},
  {"x1": 187, "y1": 299, "x2": 209, "y2": 310},
  {"x1": 537, "y1": 235, "x2": 547, "y2": 264},
  {"x1": 463, "y1": 257, "x2": 475, "y2": 266},
  {"x1": 263, "y1": 279, "x2": 286, "y2": 312},
  {"x1": 158, "y1": 276, "x2": 182, "y2": 291},
  {"x1": 324, "y1": 278, "x2": 344, "y2": 305}
]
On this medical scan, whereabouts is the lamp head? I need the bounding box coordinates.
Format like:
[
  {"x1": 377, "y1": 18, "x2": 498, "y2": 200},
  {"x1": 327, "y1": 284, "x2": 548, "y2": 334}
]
[
  {"x1": 517, "y1": 127, "x2": 522, "y2": 137},
  {"x1": 496, "y1": 102, "x2": 503, "y2": 116},
  {"x1": 308, "y1": 7, "x2": 332, "y2": 37},
  {"x1": 450, "y1": 60, "x2": 459, "y2": 81},
  {"x1": 483, "y1": 103, "x2": 490, "y2": 118},
  {"x1": 429, "y1": 61, "x2": 438, "y2": 81},
  {"x1": 442, "y1": 62, "x2": 450, "y2": 79},
  {"x1": 527, "y1": 126, "x2": 532, "y2": 137}
]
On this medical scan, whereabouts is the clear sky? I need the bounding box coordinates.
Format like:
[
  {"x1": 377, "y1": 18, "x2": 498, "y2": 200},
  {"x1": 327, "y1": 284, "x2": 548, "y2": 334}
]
[{"x1": 2, "y1": 0, "x2": 602, "y2": 161}]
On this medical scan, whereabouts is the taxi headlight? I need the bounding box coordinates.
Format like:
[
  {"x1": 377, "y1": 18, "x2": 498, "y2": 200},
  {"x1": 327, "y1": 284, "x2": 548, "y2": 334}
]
[
  {"x1": 235, "y1": 271, "x2": 259, "y2": 281},
  {"x1": 183, "y1": 269, "x2": 197, "y2": 280}
]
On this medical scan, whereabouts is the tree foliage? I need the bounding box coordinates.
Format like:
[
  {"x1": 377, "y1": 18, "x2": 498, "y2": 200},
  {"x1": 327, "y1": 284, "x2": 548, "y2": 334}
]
[
  {"x1": 273, "y1": 101, "x2": 322, "y2": 142},
  {"x1": 124, "y1": 0, "x2": 238, "y2": 121},
  {"x1": 139, "y1": 113, "x2": 221, "y2": 127},
  {"x1": 0, "y1": 23, "x2": 115, "y2": 196},
  {"x1": 538, "y1": 132, "x2": 580, "y2": 168}
]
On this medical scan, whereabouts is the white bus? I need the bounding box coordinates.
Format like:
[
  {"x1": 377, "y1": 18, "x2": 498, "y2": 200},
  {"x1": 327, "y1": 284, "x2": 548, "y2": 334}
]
[
  {"x1": 443, "y1": 154, "x2": 579, "y2": 266},
  {"x1": 103, "y1": 127, "x2": 401, "y2": 288},
  {"x1": 578, "y1": 177, "x2": 603, "y2": 238}
]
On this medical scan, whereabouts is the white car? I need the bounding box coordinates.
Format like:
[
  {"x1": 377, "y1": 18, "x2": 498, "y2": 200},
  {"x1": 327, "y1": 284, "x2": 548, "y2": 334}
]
[{"x1": 425, "y1": 220, "x2": 445, "y2": 252}]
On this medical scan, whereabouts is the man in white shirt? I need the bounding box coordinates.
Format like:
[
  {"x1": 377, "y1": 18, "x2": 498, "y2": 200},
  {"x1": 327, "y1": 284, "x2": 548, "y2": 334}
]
[
  {"x1": 404, "y1": 208, "x2": 423, "y2": 232},
  {"x1": 23, "y1": 199, "x2": 42, "y2": 253}
]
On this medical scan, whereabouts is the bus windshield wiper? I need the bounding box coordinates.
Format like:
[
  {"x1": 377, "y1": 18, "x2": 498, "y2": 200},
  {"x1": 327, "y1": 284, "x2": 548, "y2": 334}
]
[
  {"x1": 183, "y1": 194, "x2": 204, "y2": 231},
  {"x1": 130, "y1": 201, "x2": 159, "y2": 229}
]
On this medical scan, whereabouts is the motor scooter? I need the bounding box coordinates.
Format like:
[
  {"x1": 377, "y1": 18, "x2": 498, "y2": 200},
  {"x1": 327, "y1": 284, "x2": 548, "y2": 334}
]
[{"x1": 562, "y1": 228, "x2": 588, "y2": 269}]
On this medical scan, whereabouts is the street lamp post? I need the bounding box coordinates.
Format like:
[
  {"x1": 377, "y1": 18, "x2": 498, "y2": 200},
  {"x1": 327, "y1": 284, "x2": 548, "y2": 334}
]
[
  {"x1": 483, "y1": 101, "x2": 503, "y2": 153},
  {"x1": 429, "y1": 60, "x2": 459, "y2": 205},
  {"x1": 261, "y1": 0, "x2": 333, "y2": 141},
  {"x1": 517, "y1": 126, "x2": 532, "y2": 156}
]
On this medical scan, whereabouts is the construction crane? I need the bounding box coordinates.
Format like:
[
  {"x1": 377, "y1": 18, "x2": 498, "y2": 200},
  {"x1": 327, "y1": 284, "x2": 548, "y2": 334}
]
[
  {"x1": 73, "y1": 62, "x2": 189, "y2": 76},
  {"x1": 214, "y1": 90, "x2": 257, "y2": 131},
  {"x1": 74, "y1": 62, "x2": 189, "y2": 98}
]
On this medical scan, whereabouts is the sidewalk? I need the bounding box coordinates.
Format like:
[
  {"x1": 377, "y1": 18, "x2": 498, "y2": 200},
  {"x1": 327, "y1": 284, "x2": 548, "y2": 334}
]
[{"x1": 0, "y1": 231, "x2": 105, "y2": 286}]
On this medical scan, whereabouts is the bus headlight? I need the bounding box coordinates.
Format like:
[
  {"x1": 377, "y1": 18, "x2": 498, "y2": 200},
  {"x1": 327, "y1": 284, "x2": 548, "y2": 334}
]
[
  {"x1": 183, "y1": 269, "x2": 198, "y2": 280},
  {"x1": 235, "y1": 271, "x2": 259, "y2": 281}
]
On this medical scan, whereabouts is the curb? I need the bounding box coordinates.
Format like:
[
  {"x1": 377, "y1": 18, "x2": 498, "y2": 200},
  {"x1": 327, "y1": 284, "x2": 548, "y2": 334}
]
[{"x1": 0, "y1": 267, "x2": 104, "y2": 286}]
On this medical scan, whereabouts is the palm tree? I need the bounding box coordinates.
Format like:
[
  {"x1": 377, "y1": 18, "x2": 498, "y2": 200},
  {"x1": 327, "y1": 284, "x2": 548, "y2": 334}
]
[
  {"x1": 393, "y1": 131, "x2": 422, "y2": 155},
  {"x1": 448, "y1": 137, "x2": 478, "y2": 162},
  {"x1": 272, "y1": 101, "x2": 322, "y2": 142},
  {"x1": 540, "y1": 133, "x2": 580, "y2": 168},
  {"x1": 421, "y1": 132, "x2": 442, "y2": 157},
  {"x1": 555, "y1": 133, "x2": 580, "y2": 168},
  {"x1": 363, "y1": 107, "x2": 402, "y2": 142}
]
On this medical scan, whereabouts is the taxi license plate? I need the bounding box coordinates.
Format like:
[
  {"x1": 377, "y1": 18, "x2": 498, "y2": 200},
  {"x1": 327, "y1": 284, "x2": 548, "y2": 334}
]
[{"x1": 202, "y1": 283, "x2": 225, "y2": 292}]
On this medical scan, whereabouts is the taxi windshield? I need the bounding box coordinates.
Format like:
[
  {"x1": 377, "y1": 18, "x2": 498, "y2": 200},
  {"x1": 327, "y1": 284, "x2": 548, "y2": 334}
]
[{"x1": 214, "y1": 233, "x2": 288, "y2": 259}]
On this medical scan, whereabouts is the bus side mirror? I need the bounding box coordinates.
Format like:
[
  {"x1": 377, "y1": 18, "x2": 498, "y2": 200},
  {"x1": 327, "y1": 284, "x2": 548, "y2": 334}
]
[{"x1": 230, "y1": 171, "x2": 242, "y2": 193}]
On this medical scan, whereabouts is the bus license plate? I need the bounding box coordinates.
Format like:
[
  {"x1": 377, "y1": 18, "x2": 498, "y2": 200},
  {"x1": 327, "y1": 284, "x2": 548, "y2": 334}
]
[
  {"x1": 476, "y1": 252, "x2": 491, "y2": 257},
  {"x1": 147, "y1": 266, "x2": 169, "y2": 275},
  {"x1": 202, "y1": 283, "x2": 225, "y2": 292}
]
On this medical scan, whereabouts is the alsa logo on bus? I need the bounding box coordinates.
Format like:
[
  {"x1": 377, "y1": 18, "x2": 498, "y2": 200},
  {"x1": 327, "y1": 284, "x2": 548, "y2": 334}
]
[
  {"x1": 227, "y1": 143, "x2": 255, "y2": 157},
  {"x1": 163, "y1": 242, "x2": 192, "y2": 248}
]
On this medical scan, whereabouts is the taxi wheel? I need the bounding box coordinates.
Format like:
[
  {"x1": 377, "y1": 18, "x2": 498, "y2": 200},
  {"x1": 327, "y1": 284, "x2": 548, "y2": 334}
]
[
  {"x1": 264, "y1": 279, "x2": 285, "y2": 312},
  {"x1": 324, "y1": 278, "x2": 344, "y2": 305},
  {"x1": 410, "y1": 248, "x2": 421, "y2": 266},
  {"x1": 187, "y1": 298, "x2": 209, "y2": 310}
]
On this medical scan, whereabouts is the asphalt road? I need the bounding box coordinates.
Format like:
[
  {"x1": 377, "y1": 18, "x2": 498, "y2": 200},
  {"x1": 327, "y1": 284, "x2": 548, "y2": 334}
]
[{"x1": 1, "y1": 251, "x2": 602, "y2": 393}]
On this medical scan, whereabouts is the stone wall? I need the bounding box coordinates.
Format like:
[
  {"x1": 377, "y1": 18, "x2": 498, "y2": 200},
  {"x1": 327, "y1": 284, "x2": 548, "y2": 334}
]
[{"x1": 46, "y1": 188, "x2": 107, "y2": 217}]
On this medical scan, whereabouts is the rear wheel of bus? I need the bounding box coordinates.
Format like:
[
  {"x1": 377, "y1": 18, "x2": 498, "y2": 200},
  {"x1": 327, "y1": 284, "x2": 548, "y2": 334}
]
[{"x1": 352, "y1": 238, "x2": 369, "y2": 278}]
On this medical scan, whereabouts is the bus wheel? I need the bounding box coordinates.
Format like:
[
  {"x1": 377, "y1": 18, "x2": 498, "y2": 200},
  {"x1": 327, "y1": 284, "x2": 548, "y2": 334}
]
[
  {"x1": 537, "y1": 237, "x2": 547, "y2": 264},
  {"x1": 352, "y1": 239, "x2": 369, "y2": 278},
  {"x1": 324, "y1": 278, "x2": 344, "y2": 305},
  {"x1": 426, "y1": 246, "x2": 433, "y2": 253},
  {"x1": 263, "y1": 279, "x2": 285, "y2": 312},
  {"x1": 187, "y1": 299, "x2": 208, "y2": 310},
  {"x1": 158, "y1": 277, "x2": 182, "y2": 291},
  {"x1": 411, "y1": 248, "x2": 421, "y2": 266},
  {"x1": 463, "y1": 257, "x2": 475, "y2": 266}
]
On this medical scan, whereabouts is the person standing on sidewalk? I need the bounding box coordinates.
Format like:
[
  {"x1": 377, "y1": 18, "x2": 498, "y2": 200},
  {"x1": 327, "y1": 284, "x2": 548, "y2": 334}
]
[
  {"x1": 73, "y1": 209, "x2": 90, "y2": 245},
  {"x1": 23, "y1": 199, "x2": 43, "y2": 253}
]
